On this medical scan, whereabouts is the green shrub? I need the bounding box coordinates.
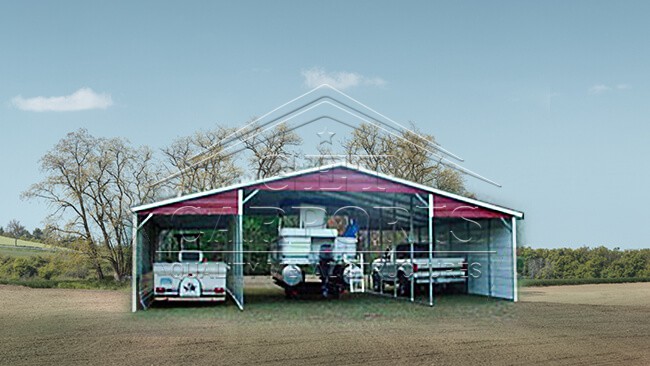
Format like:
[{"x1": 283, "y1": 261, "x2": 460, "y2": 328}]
[
  {"x1": 56, "y1": 252, "x2": 90, "y2": 279},
  {"x1": 38, "y1": 259, "x2": 62, "y2": 280},
  {"x1": 0, "y1": 255, "x2": 12, "y2": 277},
  {"x1": 0, "y1": 252, "x2": 94, "y2": 281},
  {"x1": 518, "y1": 246, "x2": 650, "y2": 281},
  {"x1": 0, "y1": 278, "x2": 128, "y2": 290},
  {"x1": 11, "y1": 256, "x2": 47, "y2": 279}
]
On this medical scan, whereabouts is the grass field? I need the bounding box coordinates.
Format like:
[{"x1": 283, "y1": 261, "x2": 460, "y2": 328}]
[
  {"x1": 0, "y1": 280, "x2": 649, "y2": 365},
  {"x1": 0, "y1": 235, "x2": 59, "y2": 257},
  {"x1": 0, "y1": 234, "x2": 79, "y2": 260},
  {"x1": 0, "y1": 245, "x2": 57, "y2": 257},
  {"x1": 520, "y1": 277, "x2": 650, "y2": 286},
  {"x1": 0, "y1": 235, "x2": 53, "y2": 249}
]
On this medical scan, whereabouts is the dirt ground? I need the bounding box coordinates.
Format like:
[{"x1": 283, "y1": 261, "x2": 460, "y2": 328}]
[
  {"x1": 521, "y1": 282, "x2": 650, "y2": 307},
  {"x1": 0, "y1": 281, "x2": 649, "y2": 365}
]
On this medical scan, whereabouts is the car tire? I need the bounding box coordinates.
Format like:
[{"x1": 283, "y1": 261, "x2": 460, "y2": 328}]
[
  {"x1": 398, "y1": 272, "x2": 411, "y2": 297},
  {"x1": 372, "y1": 272, "x2": 383, "y2": 292},
  {"x1": 285, "y1": 287, "x2": 298, "y2": 299}
]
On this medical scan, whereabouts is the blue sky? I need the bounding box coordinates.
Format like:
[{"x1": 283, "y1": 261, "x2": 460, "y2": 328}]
[{"x1": 1, "y1": 1, "x2": 649, "y2": 248}]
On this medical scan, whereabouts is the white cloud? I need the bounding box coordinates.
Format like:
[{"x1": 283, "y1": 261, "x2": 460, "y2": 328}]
[
  {"x1": 364, "y1": 76, "x2": 387, "y2": 87},
  {"x1": 588, "y1": 83, "x2": 630, "y2": 95},
  {"x1": 11, "y1": 87, "x2": 113, "y2": 112},
  {"x1": 588, "y1": 84, "x2": 611, "y2": 95},
  {"x1": 301, "y1": 67, "x2": 386, "y2": 90}
]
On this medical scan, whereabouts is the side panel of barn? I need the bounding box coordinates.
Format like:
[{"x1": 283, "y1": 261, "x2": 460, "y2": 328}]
[
  {"x1": 439, "y1": 218, "x2": 515, "y2": 300},
  {"x1": 489, "y1": 220, "x2": 515, "y2": 300}
]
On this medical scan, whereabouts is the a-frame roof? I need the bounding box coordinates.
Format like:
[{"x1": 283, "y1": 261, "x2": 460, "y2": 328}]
[{"x1": 132, "y1": 162, "x2": 523, "y2": 219}]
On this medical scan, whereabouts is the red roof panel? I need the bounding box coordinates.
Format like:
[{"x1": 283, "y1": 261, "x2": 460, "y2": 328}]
[{"x1": 139, "y1": 167, "x2": 513, "y2": 219}]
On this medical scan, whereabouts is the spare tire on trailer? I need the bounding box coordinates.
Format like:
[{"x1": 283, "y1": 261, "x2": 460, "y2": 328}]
[
  {"x1": 282, "y1": 265, "x2": 303, "y2": 287},
  {"x1": 179, "y1": 277, "x2": 201, "y2": 298}
]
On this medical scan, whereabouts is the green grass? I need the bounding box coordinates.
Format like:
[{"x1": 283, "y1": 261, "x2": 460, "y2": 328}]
[
  {"x1": 141, "y1": 286, "x2": 515, "y2": 323},
  {"x1": 0, "y1": 235, "x2": 53, "y2": 249},
  {"x1": 0, "y1": 278, "x2": 129, "y2": 290},
  {"x1": 0, "y1": 235, "x2": 69, "y2": 258},
  {"x1": 520, "y1": 277, "x2": 650, "y2": 287},
  {"x1": 0, "y1": 246, "x2": 56, "y2": 257}
]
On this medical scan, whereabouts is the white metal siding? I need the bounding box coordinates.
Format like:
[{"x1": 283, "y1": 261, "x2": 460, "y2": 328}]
[
  {"x1": 489, "y1": 222, "x2": 514, "y2": 300},
  {"x1": 438, "y1": 219, "x2": 515, "y2": 300}
]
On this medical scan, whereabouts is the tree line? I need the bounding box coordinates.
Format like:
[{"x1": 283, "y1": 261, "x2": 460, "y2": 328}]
[
  {"x1": 22, "y1": 122, "x2": 465, "y2": 281},
  {"x1": 518, "y1": 246, "x2": 650, "y2": 280},
  {"x1": 0, "y1": 219, "x2": 39, "y2": 241}
]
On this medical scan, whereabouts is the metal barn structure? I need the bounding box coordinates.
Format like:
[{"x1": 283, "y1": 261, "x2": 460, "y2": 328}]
[{"x1": 131, "y1": 162, "x2": 524, "y2": 311}]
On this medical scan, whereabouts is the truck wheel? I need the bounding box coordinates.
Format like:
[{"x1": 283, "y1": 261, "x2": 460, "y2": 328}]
[
  {"x1": 330, "y1": 284, "x2": 341, "y2": 299},
  {"x1": 321, "y1": 285, "x2": 329, "y2": 299},
  {"x1": 372, "y1": 272, "x2": 383, "y2": 292},
  {"x1": 285, "y1": 287, "x2": 298, "y2": 299},
  {"x1": 398, "y1": 272, "x2": 411, "y2": 297}
]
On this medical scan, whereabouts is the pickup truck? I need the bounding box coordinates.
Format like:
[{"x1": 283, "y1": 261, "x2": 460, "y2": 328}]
[
  {"x1": 153, "y1": 250, "x2": 229, "y2": 302},
  {"x1": 371, "y1": 243, "x2": 466, "y2": 297}
]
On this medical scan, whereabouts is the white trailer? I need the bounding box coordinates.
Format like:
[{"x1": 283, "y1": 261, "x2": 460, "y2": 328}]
[
  {"x1": 153, "y1": 250, "x2": 228, "y2": 302},
  {"x1": 152, "y1": 224, "x2": 230, "y2": 305},
  {"x1": 270, "y1": 206, "x2": 362, "y2": 298}
]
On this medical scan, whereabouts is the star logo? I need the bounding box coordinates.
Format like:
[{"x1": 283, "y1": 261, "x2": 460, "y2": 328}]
[{"x1": 317, "y1": 127, "x2": 336, "y2": 145}]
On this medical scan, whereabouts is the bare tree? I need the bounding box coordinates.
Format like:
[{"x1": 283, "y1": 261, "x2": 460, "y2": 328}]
[
  {"x1": 343, "y1": 123, "x2": 391, "y2": 172},
  {"x1": 306, "y1": 143, "x2": 343, "y2": 167},
  {"x1": 431, "y1": 165, "x2": 472, "y2": 197},
  {"x1": 23, "y1": 129, "x2": 162, "y2": 280},
  {"x1": 343, "y1": 123, "x2": 469, "y2": 195},
  {"x1": 384, "y1": 127, "x2": 438, "y2": 185},
  {"x1": 6, "y1": 219, "x2": 29, "y2": 239},
  {"x1": 238, "y1": 121, "x2": 302, "y2": 179},
  {"x1": 23, "y1": 130, "x2": 105, "y2": 279},
  {"x1": 162, "y1": 127, "x2": 242, "y2": 194},
  {"x1": 84, "y1": 138, "x2": 162, "y2": 280}
]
